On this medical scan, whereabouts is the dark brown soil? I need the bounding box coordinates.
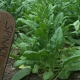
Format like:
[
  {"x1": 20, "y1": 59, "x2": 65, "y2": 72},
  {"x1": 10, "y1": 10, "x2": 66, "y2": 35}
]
[
  {"x1": 3, "y1": 58, "x2": 18, "y2": 80},
  {"x1": 22, "y1": 73, "x2": 42, "y2": 80},
  {"x1": 68, "y1": 71, "x2": 80, "y2": 80},
  {"x1": 3, "y1": 58, "x2": 80, "y2": 80}
]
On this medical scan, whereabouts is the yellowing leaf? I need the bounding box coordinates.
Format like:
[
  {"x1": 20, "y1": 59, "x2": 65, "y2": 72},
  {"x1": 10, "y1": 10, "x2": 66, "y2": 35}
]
[{"x1": 19, "y1": 65, "x2": 31, "y2": 69}]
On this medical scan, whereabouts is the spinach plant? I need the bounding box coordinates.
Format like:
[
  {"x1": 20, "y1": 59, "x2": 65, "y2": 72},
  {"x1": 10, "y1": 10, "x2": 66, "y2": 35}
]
[
  {"x1": 12, "y1": 27, "x2": 64, "y2": 80},
  {"x1": 8, "y1": 0, "x2": 80, "y2": 80}
]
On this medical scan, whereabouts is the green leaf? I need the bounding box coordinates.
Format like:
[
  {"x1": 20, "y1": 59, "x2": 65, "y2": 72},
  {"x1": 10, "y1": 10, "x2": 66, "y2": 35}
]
[
  {"x1": 19, "y1": 33, "x2": 27, "y2": 40},
  {"x1": 43, "y1": 71, "x2": 54, "y2": 80},
  {"x1": 39, "y1": 49, "x2": 50, "y2": 59},
  {"x1": 59, "y1": 61, "x2": 80, "y2": 79},
  {"x1": 48, "y1": 14, "x2": 54, "y2": 25},
  {"x1": 50, "y1": 27, "x2": 63, "y2": 48},
  {"x1": 11, "y1": 68, "x2": 31, "y2": 80},
  {"x1": 19, "y1": 43, "x2": 27, "y2": 55},
  {"x1": 23, "y1": 51, "x2": 40, "y2": 60},
  {"x1": 14, "y1": 60, "x2": 26, "y2": 68},
  {"x1": 48, "y1": 4, "x2": 57, "y2": 15},
  {"x1": 25, "y1": 60, "x2": 35, "y2": 66},
  {"x1": 32, "y1": 64, "x2": 40, "y2": 73},
  {"x1": 68, "y1": 37, "x2": 80, "y2": 45},
  {"x1": 63, "y1": 55, "x2": 80, "y2": 65},
  {"x1": 54, "y1": 12, "x2": 64, "y2": 24},
  {"x1": 10, "y1": 54, "x2": 20, "y2": 60},
  {"x1": 35, "y1": 27, "x2": 47, "y2": 48},
  {"x1": 16, "y1": 18, "x2": 38, "y2": 29},
  {"x1": 73, "y1": 20, "x2": 80, "y2": 31},
  {"x1": 58, "y1": 65, "x2": 71, "y2": 79},
  {"x1": 68, "y1": 62, "x2": 80, "y2": 71}
]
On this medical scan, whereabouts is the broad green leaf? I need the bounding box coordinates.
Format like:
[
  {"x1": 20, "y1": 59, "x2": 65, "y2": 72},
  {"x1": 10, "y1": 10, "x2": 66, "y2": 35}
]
[
  {"x1": 17, "y1": 18, "x2": 38, "y2": 29},
  {"x1": 11, "y1": 68, "x2": 31, "y2": 80},
  {"x1": 19, "y1": 33, "x2": 27, "y2": 40},
  {"x1": 10, "y1": 54, "x2": 20, "y2": 60},
  {"x1": 77, "y1": 0, "x2": 80, "y2": 4},
  {"x1": 19, "y1": 43, "x2": 27, "y2": 55},
  {"x1": 59, "y1": 61, "x2": 80, "y2": 79},
  {"x1": 22, "y1": 0, "x2": 37, "y2": 10},
  {"x1": 70, "y1": 50, "x2": 80, "y2": 56},
  {"x1": 23, "y1": 50, "x2": 50, "y2": 61},
  {"x1": 20, "y1": 56, "x2": 26, "y2": 60},
  {"x1": 0, "y1": 1, "x2": 6, "y2": 10},
  {"x1": 24, "y1": 51, "x2": 37, "y2": 54},
  {"x1": 39, "y1": 49, "x2": 50, "y2": 59},
  {"x1": 63, "y1": 55, "x2": 80, "y2": 65},
  {"x1": 43, "y1": 71, "x2": 54, "y2": 80},
  {"x1": 35, "y1": 28, "x2": 47, "y2": 39},
  {"x1": 48, "y1": 4, "x2": 57, "y2": 15},
  {"x1": 58, "y1": 65, "x2": 71, "y2": 79},
  {"x1": 67, "y1": 62, "x2": 80, "y2": 71},
  {"x1": 68, "y1": 37, "x2": 80, "y2": 45},
  {"x1": 14, "y1": 60, "x2": 26, "y2": 68},
  {"x1": 73, "y1": 20, "x2": 80, "y2": 31},
  {"x1": 15, "y1": 38, "x2": 22, "y2": 44},
  {"x1": 29, "y1": 14, "x2": 35, "y2": 19},
  {"x1": 32, "y1": 64, "x2": 40, "y2": 73},
  {"x1": 25, "y1": 60, "x2": 35, "y2": 66},
  {"x1": 34, "y1": 16, "x2": 40, "y2": 22},
  {"x1": 54, "y1": 12, "x2": 64, "y2": 24},
  {"x1": 48, "y1": 14, "x2": 54, "y2": 25},
  {"x1": 23, "y1": 51, "x2": 40, "y2": 60},
  {"x1": 15, "y1": 6, "x2": 22, "y2": 14},
  {"x1": 50, "y1": 27, "x2": 63, "y2": 48},
  {"x1": 35, "y1": 28, "x2": 47, "y2": 48}
]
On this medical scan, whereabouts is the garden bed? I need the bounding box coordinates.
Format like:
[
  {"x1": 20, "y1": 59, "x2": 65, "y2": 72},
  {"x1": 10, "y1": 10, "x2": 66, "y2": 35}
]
[
  {"x1": 3, "y1": 58, "x2": 18, "y2": 80},
  {"x1": 3, "y1": 58, "x2": 80, "y2": 80},
  {"x1": 1, "y1": 0, "x2": 80, "y2": 80}
]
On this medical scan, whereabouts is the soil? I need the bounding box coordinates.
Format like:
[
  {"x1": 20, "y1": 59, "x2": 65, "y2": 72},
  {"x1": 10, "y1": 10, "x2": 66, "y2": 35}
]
[
  {"x1": 3, "y1": 58, "x2": 80, "y2": 80},
  {"x1": 3, "y1": 58, "x2": 18, "y2": 80}
]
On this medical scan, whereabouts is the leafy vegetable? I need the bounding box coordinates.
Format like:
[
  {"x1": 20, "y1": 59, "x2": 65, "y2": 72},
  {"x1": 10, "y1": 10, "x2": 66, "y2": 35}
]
[{"x1": 1, "y1": 0, "x2": 80, "y2": 80}]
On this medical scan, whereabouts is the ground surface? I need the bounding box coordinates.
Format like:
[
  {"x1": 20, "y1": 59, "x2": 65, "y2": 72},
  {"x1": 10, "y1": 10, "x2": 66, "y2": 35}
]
[
  {"x1": 3, "y1": 58, "x2": 18, "y2": 80},
  {"x1": 3, "y1": 58, "x2": 80, "y2": 80}
]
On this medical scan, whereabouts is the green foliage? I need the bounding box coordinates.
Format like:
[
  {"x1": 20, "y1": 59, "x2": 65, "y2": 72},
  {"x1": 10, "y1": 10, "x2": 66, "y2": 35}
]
[
  {"x1": 43, "y1": 70, "x2": 54, "y2": 80},
  {"x1": 11, "y1": 68, "x2": 31, "y2": 80},
  {"x1": 1, "y1": 0, "x2": 80, "y2": 80},
  {"x1": 32, "y1": 64, "x2": 40, "y2": 73},
  {"x1": 50, "y1": 27, "x2": 63, "y2": 48}
]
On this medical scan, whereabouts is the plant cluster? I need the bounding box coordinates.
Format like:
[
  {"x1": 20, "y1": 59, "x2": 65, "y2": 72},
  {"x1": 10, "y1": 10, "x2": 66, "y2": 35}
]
[{"x1": 1, "y1": 0, "x2": 80, "y2": 80}]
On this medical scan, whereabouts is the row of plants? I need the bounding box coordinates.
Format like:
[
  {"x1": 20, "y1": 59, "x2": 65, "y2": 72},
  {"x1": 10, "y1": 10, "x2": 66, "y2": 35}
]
[{"x1": 0, "y1": 0, "x2": 80, "y2": 80}]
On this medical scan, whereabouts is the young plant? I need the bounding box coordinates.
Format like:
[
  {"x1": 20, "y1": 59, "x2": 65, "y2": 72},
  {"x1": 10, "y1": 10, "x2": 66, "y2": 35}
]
[
  {"x1": 10, "y1": 0, "x2": 80, "y2": 80},
  {"x1": 12, "y1": 27, "x2": 64, "y2": 80}
]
